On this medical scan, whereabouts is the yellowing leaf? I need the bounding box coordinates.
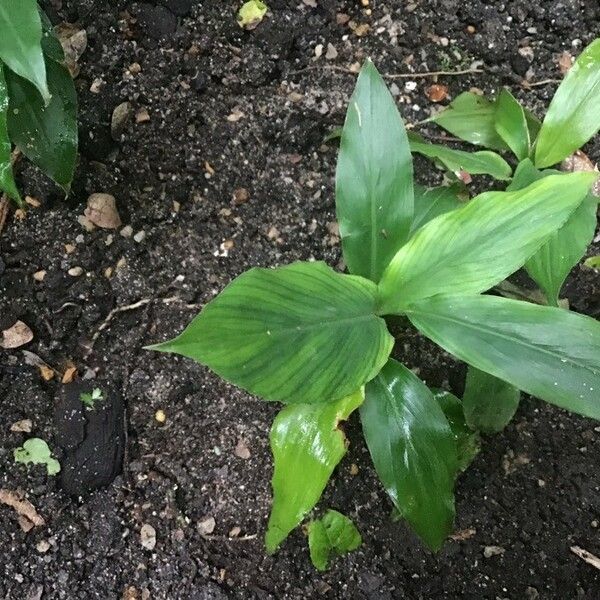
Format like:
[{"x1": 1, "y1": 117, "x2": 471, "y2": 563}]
[{"x1": 237, "y1": 1, "x2": 267, "y2": 30}]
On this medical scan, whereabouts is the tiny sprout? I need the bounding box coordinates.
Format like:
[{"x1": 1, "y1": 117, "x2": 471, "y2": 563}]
[{"x1": 80, "y1": 387, "x2": 104, "y2": 409}]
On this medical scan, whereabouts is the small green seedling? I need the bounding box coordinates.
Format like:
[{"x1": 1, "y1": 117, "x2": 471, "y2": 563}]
[
  {"x1": 14, "y1": 438, "x2": 60, "y2": 476},
  {"x1": 80, "y1": 387, "x2": 104, "y2": 410},
  {"x1": 149, "y1": 56, "x2": 600, "y2": 567},
  {"x1": 307, "y1": 510, "x2": 361, "y2": 571},
  {"x1": 237, "y1": 0, "x2": 267, "y2": 30},
  {"x1": 0, "y1": 0, "x2": 78, "y2": 206}
]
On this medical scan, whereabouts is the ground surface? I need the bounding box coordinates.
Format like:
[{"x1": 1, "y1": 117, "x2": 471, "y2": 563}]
[{"x1": 1, "y1": 1, "x2": 600, "y2": 598}]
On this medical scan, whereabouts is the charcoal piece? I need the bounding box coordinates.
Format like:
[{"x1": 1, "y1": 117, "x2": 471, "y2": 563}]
[{"x1": 55, "y1": 381, "x2": 125, "y2": 496}]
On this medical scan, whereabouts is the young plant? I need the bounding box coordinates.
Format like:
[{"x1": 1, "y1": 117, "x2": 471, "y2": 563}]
[
  {"x1": 0, "y1": 0, "x2": 78, "y2": 207},
  {"x1": 14, "y1": 437, "x2": 61, "y2": 476},
  {"x1": 149, "y1": 60, "x2": 600, "y2": 563},
  {"x1": 80, "y1": 387, "x2": 104, "y2": 410}
]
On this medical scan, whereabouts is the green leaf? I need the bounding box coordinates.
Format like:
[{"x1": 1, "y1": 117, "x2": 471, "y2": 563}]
[
  {"x1": 6, "y1": 57, "x2": 77, "y2": 190},
  {"x1": 462, "y1": 366, "x2": 520, "y2": 433},
  {"x1": 336, "y1": 59, "x2": 413, "y2": 283},
  {"x1": 432, "y1": 389, "x2": 480, "y2": 471},
  {"x1": 308, "y1": 510, "x2": 362, "y2": 571},
  {"x1": 361, "y1": 359, "x2": 457, "y2": 550},
  {"x1": 14, "y1": 438, "x2": 61, "y2": 476},
  {"x1": 494, "y1": 88, "x2": 530, "y2": 160},
  {"x1": 149, "y1": 261, "x2": 393, "y2": 405},
  {"x1": 535, "y1": 39, "x2": 600, "y2": 168},
  {"x1": 509, "y1": 159, "x2": 598, "y2": 306},
  {"x1": 428, "y1": 92, "x2": 508, "y2": 151},
  {"x1": 378, "y1": 172, "x2": 597, "y2": 313},
  {"x1": 408, "y1": 132, "x2": 512, "y2": 180},
  {"x1": 409, "y1": 184, "x2": 464, "y2": 236},
  {"x1": 265, "y1": 389, "x2": 363, "y2": 554},
  {"x1": 237, "y1": 0, "x2": 267, "y2": 29},
  {"x1": 0, "y1": 64, "x2": 21, "y2": 205},
  {"x1": 39, "y1": 9, "x2": 65, "y2": 63},
  {"x1": 406, "y1": 294, "x2": 600, "y2": 421},
  {"x1": 0, "y1": 0, "x2": 50, "y2": 103},
  {"x1": 584, "y1": 255, "x2": 600, "y2": 268}
]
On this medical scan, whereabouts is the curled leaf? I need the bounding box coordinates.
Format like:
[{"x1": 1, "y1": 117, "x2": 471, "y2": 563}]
[{"x1": 307, "y1": 510, "x2": 361, "y2": 571}]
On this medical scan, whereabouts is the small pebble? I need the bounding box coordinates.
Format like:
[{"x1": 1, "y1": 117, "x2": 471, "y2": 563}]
[
  {"x1": 68, "y1": 267, "x2": 83, "y2": 277},
  {"x1": 36, "y1": 540, "x2": 51, "y2": 553},
  {"x1": 483, "y1": 545, "x2": 505, "y2": 558},
  {"x1": 120, "y1": 225, "x2": 133, "y2": 238},
  {"x1": 133, "y1": 230, "x2": 146, "y2": 243},
  {"x1": 155, "y1": 409, "x2": 166, "y2": 424}
]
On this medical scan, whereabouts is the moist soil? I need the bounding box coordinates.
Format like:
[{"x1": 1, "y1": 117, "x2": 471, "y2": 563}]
[{"x1": 1, "y1": 1, "x2": 600, "y2": 598}]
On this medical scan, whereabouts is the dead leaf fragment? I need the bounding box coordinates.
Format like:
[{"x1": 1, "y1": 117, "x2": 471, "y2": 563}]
[
  {"x1": 483, "y1": 545, "x2": 505, "y2": 558},
  {"x1": 84, "y1": 193, "x2": 122, "y2": 229},
  {"x1": 198, "y1": 516, "x2": 216, "y2": 536},
  {"x1": 135, "y1": 108, "x2": 151, "y2": 123},
  {"x1": 10, "y1": 419, "x2": 32, "y2": 433},
  {"x1": 1, "y1": 321, "x2": 34, "y2": 349},
  {"x1": 227, "y1": 108, "x2": 245, "y2": 122},
  {"x1": 450, "y1": 527, "x2": 476, "y2": 541},
  {"x1": 56, "y1": 23, "x2": 87, "y2": 77},
  {"x1": 234, "y1": 439, "x2": 251, "y2": 459},
  {"x1": 557, "y1": 50, "x2": 573, "y2": 75},
  {"x1": 425, "y1": 84, "x2": 448, "y2": 103},
  {"x1": 140, "y1": 523, "x2": 157, "y2": 550},
  {"x1": 571, "y1": 545, "x2": 600, "y2": 570},
  {"x1": 62, "y1": 366, "x2": 77, "y2": 384},
  {"x1": 25, "y1": 196, "x2": 41, "y2": 208},
  {"x1": 229, "y1": 526, "x2": 241, "y2": 538},
  {"x1": 39, "y1": 365, "x2": 55, "y2": 381},
  {"x1": 561, "y1": 150, "x2": 600, "y2": 197},
  {"x1": 111, "y1": 102, "x2": 133, "y2": 139},
  {"x1": 0, "y1": 489, "x2": 45, "y2": 531}
]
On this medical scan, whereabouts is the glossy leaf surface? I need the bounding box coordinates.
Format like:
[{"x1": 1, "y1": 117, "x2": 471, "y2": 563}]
[
  {"x1": 336, "y1": 59, "x2": 413, "y2": 282},
  {"x1": 40, "y1": 10, "x2": 65, "y2": 62},
  {"x1": 6, "y1": 57, "x2": 77, "y2": 189},
  {"x1": 407, "y1": 295, "x2": 600, "y2": 421},
  {"x1": 509, "y1": 159, "x2": 598, "y2": 306},
  {"x1": 378, "y1": 172, "x2": 596, "y2": 313},
  {"x1": 361, "y1": 359, "x2": 457, "y2": 550},
  {"x1": 265, "y1": 390, "x2": 363, "y2": 554},
  {"x1": 535, "y1": 39, "x2": 600, "y2": 168},
  {"x1": 428, "y1": 92, "x2": 508, "y2": 150},
  {"x1": 308, "y1": 510, "x2": 362, "y2": 571},
  {"x1": 0, "y1": 0, "x2": 50, "y2": 103},
  {"x1": 150, "y1": 261, "x2": 393, "y2": 404},
  {"x1": 433, "y1": 390, "x2": 480, "y2": 471},
  {"x1": 462, "y1": 366, "x2": 520, "y2": 433},
  {"x1": 0, "y1": 65, "x2": 21, "y2": 205},
  {"x1": 494, "y1": 88, "x2": 530, "y2": 160},
  {"x1": 408, "y1": 132, "x2": 511, "y2": 180},
  {"x1": 409, "y1": 184, "x2": 463, "y2": 236}
]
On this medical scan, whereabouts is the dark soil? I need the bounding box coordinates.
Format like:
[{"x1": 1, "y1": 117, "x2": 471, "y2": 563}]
[{"x1": 2, "y1": 1, "x2": 600, "y2": 598}]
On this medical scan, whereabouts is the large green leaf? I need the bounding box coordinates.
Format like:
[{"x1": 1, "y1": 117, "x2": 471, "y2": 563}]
[
  {"x1": 433, "y1": 389, "x2": 480, "y2": 471},
  {"x1": 6, "y1": 57, "x2": 77, "y2": 190},
  {"x1": 149, "y1": 261, "x2": 393, "y2": 404},
  {"x1": 428, "y1": 92, "x2": 508, "y2": 151},
  {"x1": 462, "y1": 366, "x2": 520, "y2": 433},
  {"x1": 0, "y1": 0, "x2": 50, "y2": 104},
  {"x1": 494, "y1": 88, "x2": 530, "y2": 161},
  {"x1": 378, "y1": 172, "x2": 597, "y2": 313},
  {"x1": 408, "y1": 132, "x2": 512, "y2": 180},
  {"x1": 265, "y1": 389, "x2": 363, "y2": 554},
  {"x1": 336, "y1": 59, "x2": 413, "y2": 283},
  {"x1": 307, "y1": 510, "x2": 362, "y2": 571},
  {"x1": 509, "y1": 159, "x2": 598, "y2": 306},
  {"x1": 0, "y1": 64, "x2": 21, "y2": 205},
  {"x1": 535, "y1": 39, "x2": 600, "y2": 168},
  {"x1": 39, "y1": 9, "x2": 65, "y2": 63},
  {"x1": 409, "y1": 184, "x2": 463, "y2": 236},
  {"x1": 361, "y1": 359, "x2": 457, "y2": 550},
  {"x1": 407, "y1": 295, "x2": 600, "y2": 421}
]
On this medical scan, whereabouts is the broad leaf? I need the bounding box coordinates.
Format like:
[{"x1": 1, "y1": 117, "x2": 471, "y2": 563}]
[
  {"x1": 462, "y1": 366, "x2": 520, "y2": 433},
  {"x1": 336, "y1": 59, "x2": 413, "y2": 282},
  {"x1": 6, "y1": 57, "x2": 77, "y2": 190},
  {"x1": 408, "y1": 132, "x2": 512, "y2": 180},
  {"x1": 378, "y1": 172, "x2": 597, "y2": 313},
  {"x1": 14, "y1": 438, "x2": 60, "y2": 476},
  {"x1": 40, "y1": 10, "x2": 65, "y2": 63},
  {"x1": 361, "y1": 359, "x2": 457, "y2": 550},
  {"x1": 428, "y1": 92, "x2": 508, "y2": 151},
  {"x1": 535, "y1": 39, "x2": 600, "y2": 168},
  {"x1": 494, "y1": 88, "x2": 530, "y2": 160},
  {"x1": 0, "y1": 64, "x2": 21, "y2": 205},
  {"x1": 409, "y1": 184, "x2": 464, "y2": 236},
  {"x1": 308, "y1": 510, "x2": 362, "y2": 571},
  {"x1": 509, "y1": 159, "x2": 598, "y2": 306},
  {"x1": 433, "y1": 389, "x2": 480, "y2": 471},
  {"x1": 0, "y1": 0, "x2": 50, "y2": 103},
  {"x1": 149, "y1": 261, "x2": 393, "y2": 404},
  {"x1": 407, "y1": 295, "x2": 600, "y2": 421},
  {"x1": 265, "y1": 389, "x2": 363, "y2": 554}
]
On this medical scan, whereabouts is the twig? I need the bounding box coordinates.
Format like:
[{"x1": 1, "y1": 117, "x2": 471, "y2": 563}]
[
  {"x1": 571, "y1": 545, "x2": 600, "y2": 570},
  {"x1": 521, "y1": 78, "x2": 561, "y2": 88},
  {"x1": 86, "y1": 296, "x2": 202, "y2": 352},
  {"x1": 201, "y1": 533, "x2": 258, "y2": 542},
  {"x1": 288, "y1": 65, "x2": 483, "y2": 79},
  {"x1": 0, "y1": 195, "x2": 8, "y2": 235}
]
